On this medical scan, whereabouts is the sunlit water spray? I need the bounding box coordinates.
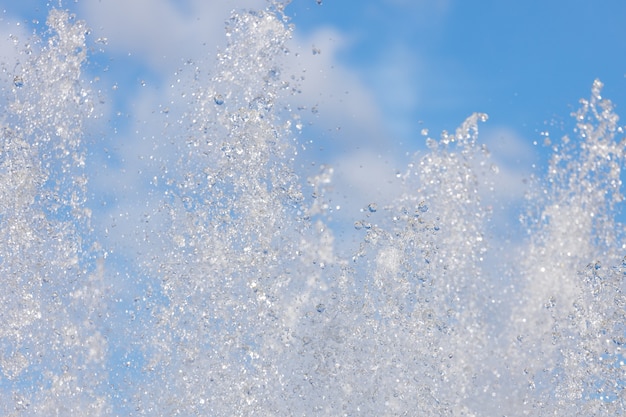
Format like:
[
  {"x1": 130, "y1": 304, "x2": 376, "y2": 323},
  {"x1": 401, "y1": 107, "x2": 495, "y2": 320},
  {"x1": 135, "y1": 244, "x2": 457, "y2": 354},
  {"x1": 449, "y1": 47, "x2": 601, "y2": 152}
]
[{"x1": 0, "y1": 5, "x2": 624, "y2": 416}]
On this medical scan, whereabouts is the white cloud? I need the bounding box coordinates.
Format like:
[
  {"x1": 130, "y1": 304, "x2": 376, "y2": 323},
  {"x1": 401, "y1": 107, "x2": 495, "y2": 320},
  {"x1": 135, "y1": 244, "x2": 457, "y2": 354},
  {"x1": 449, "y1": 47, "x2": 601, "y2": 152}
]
[
  {"x1": 283, "y1": 27, "x2": 388, "y2": 152},
  {"x1": 78, "y1": 0, "x2": 265, "y2": 71},
  {"x1": 482, "y1": 126, "x2": 535, "y2": 202},
  {"x1": 329, "y1": 149, "x2": 404, "y2": 216},
  {"x1": 363, "y1": 42, "x2": 423, "y2": 141}
]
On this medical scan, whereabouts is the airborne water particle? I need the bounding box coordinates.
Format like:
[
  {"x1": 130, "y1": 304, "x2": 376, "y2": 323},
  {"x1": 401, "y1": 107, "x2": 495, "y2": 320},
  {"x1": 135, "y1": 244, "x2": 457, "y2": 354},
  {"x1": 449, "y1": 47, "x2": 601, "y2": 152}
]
[
  {"x1": 214, "y1": 94, "x2": 224, "y2": 105},
  {"x1": 13, "y1": 75, "x2": 23, "y2": 87},
  {"x1": 367, "y1": 203, "x2": 377, "y2": 213},
  {"x1": 312, "y1": 46, "x2": 321, "y2": 55}
]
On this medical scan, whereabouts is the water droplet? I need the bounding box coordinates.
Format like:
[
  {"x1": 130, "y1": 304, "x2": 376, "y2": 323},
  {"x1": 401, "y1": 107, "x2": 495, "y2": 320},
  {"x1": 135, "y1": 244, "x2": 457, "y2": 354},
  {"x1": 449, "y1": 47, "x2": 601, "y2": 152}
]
[
  {"x1": 312, "y1": 46, "x2": 321, "y2": 55},
  {"x1": 13, "y1": 75, "x2": 24, "y2": 88},
  {"x1": 354, "y1": 221, "x2": 363, "y2": 230},
  {"x1": 214, "y1": 94, "x2": 224, "y2": 105},
  {"x1": 367, "y1": 203, "x2": 377, "y2": 213},
  {"x1": 544, "y1": 296, "x2": 556, "y2": 310},
  {"x1": 418, "y1": 201, "x2": 428, "y2": 213},
  {"x1": 316, "y1": 303, "x2": 325, "y2": 313}
]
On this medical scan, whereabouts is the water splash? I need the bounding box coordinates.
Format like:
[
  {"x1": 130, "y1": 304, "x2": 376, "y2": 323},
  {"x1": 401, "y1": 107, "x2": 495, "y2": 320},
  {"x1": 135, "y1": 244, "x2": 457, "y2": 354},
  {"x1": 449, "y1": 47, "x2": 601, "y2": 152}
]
[
  {"x1": 509, "y1": 79, "x2": 626, "y2": 414},
  {"x1": 0, "y1": 10, "x2": 108, "y2": 415},
  {"x1": 0, "y1": 5, "x2": 624, "y2": 416}
]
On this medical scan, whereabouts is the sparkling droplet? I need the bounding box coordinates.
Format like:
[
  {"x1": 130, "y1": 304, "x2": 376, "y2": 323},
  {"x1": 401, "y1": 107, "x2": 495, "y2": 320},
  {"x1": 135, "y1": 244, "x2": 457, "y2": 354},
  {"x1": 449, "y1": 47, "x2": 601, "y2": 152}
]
[
  {"x1": 214, "y1": 94, "x2": 224, "y2": 105},
  {"x1": 13, "y1": 75, "x2": 24, "y2": 88},
  {"x1": 368, "y1": 203, "x2": 377, "y2": 213}
]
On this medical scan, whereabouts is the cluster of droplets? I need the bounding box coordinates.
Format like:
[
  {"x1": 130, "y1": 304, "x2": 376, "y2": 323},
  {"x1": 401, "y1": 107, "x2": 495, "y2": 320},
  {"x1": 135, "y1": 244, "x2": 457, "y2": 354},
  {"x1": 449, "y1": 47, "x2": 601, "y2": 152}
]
[
  {"x1": 129, "y1": 8, "x2": 340, "y2": 416},
  {"x1": 505, "y1": 79, "x2": 626, "y2": 414},
  {"x1": 0, "y1": 10, "x2": 109, "y2": 416}
]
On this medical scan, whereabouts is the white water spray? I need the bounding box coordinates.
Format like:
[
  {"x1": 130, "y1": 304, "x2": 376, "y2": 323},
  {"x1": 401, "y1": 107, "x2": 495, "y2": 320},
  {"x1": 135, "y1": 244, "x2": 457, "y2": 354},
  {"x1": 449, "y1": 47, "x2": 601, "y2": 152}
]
[{"x1": 0, "y1": 6, "x2": 624, "y2": 416}]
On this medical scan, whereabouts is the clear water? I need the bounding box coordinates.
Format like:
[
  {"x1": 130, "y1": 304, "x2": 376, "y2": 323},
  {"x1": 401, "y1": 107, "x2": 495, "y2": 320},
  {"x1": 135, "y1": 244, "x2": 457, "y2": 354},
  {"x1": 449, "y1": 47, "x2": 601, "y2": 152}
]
[{"x1": 0, "y1": 5, "x2": 624, "y2": 416}]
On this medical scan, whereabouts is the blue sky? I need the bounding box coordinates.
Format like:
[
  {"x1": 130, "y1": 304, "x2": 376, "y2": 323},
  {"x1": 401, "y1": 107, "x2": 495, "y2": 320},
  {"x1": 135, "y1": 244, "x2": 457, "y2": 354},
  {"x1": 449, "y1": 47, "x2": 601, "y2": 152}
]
[{"x1": 286, "y1": 0, "x2": 626, "y2": 136}]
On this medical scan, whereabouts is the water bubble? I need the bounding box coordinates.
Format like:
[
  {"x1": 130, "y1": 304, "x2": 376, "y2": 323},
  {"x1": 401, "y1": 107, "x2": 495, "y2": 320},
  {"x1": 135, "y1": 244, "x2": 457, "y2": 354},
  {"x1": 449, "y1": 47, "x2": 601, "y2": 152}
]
[
  {"x1": 13, "y1": 75, "x2": 24, "y2": 87},
  {"x1": 425, "y1": 137, "x2": 437, "y2": 149},
  {"x1": 214, "y1": 94, "x2": 224, "y2": 105},
  {"x1": 367, "y1": 203, "x2": 377, "y2": 212},
  {"x1": 544, "y1": 296, "x2": 556, "y2": 310}
]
